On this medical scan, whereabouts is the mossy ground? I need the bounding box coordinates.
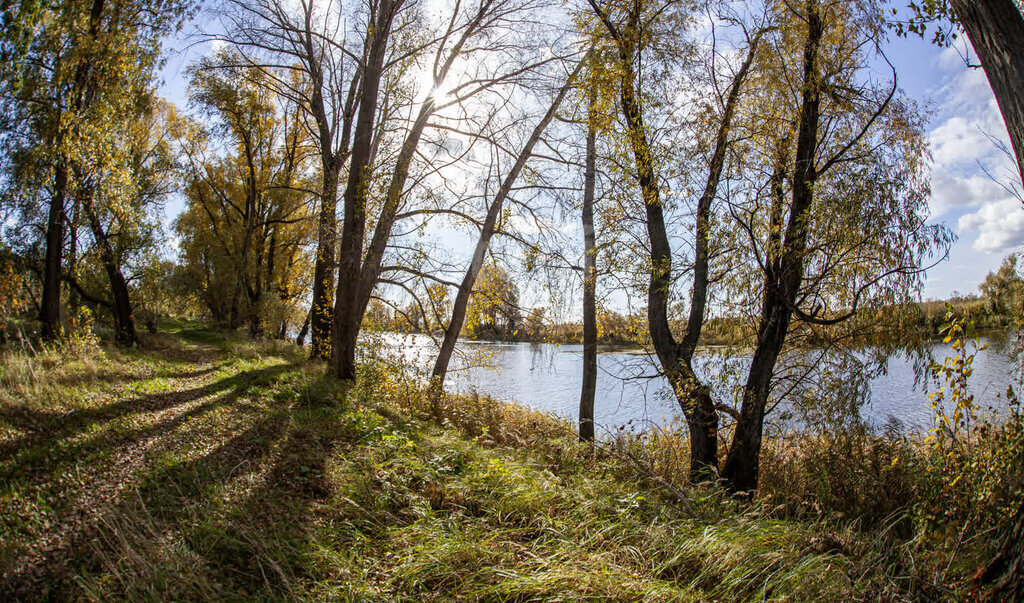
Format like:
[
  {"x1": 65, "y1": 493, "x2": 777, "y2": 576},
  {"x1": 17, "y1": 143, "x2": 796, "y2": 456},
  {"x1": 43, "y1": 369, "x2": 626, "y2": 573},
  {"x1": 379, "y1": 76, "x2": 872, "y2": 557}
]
[{"x1": 0, "y1": 323, "x2": 1003, "y2": 600}]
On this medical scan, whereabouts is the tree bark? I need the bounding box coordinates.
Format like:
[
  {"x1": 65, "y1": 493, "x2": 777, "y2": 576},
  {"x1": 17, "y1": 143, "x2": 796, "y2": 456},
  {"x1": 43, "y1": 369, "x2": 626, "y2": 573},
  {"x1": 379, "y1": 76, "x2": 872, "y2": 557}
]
[
  {"x1": 83, "y1": 193, "x2": 138, "y2": 347},
  {"x1": 337, "y1": 101, "x2": 435, "y2": 374},
  {"x1": 722, "y1": 0, "x2": 823, "y2": 495},
  {"x1": 430, "y1": 58, "x2": 585, "y2": 397},
  {"x1": 332, "y1": 0, "x2": 399, "y2": 380},
  {"x1": 579, "y1": 83, "x2": 598, "y2": 443},
  {"x1": 949, "y1": 0, "x2": 1024, "y2": 189},
  {"x1": 309, "y1": 134, "x2": 345, "y2": 359},
  {"x1": 40, "y1": 161, "x2": 67, "y2": 341}
]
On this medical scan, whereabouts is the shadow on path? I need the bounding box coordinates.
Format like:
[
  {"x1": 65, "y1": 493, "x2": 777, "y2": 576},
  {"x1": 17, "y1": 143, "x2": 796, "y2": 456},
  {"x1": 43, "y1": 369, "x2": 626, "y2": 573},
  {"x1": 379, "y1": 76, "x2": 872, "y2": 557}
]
[{"x1": 0, "y1": 362, "x2": 307, "y2": 596}]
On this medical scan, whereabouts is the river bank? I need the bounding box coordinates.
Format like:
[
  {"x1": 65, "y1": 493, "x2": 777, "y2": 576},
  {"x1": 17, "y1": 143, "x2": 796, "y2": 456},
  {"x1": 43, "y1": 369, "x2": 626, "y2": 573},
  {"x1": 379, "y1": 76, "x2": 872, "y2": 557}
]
[{"x1": 0, "y1": 322, "x2": 1017, "y2": 599}]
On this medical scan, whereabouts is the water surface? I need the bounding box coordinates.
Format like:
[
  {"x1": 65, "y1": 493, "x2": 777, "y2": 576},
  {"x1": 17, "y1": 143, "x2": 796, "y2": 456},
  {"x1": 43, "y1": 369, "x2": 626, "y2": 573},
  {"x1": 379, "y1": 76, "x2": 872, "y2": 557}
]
[{"x1": 384, "y1": 334, "x2": 1019, "y2": 433}]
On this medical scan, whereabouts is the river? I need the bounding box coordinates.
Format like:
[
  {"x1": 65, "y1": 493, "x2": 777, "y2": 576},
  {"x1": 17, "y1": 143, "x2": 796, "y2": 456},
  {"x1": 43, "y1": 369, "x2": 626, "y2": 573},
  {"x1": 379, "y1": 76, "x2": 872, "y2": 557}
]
[{"x1": 381, "y1": 333, "x2": 1020, "y2": 434}]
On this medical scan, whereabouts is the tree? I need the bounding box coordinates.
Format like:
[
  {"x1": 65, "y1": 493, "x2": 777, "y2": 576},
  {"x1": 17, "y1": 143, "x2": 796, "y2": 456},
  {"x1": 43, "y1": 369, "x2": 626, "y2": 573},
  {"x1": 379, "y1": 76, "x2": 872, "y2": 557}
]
[
  {"x1": 980, "y1": 253, "x2": 1023, "y2": 317},
  {"x1": 217, "y1": 0, "x2": 366, "y2": 358},
  {"x1": 586, "y1": 0, "x2": 945, "y2": 488},
  {"x1": 425, "y1": 284, "x2": 452, "y2": 334},
  {"x1": 429, "y1": 56, "x2": 586, "y2": 394},
  {"x1": 463, "y1": 262, "x2": 522, "y2": 340},
  {"x1": 976, "y1": 256, "x2": 1024, "y2": 597},
  {"x1": 331, "y1": 0, "x2": 568, "y2": 381},
  {"x1": 176, "y1": 54, "x2": 315, "y2": 337},
  {"x1": 579, "y1": 73, "x2": 599, "y2": 442},
  {"x1": 0, "y1": 0, "x2": 192, "y2": 342},
  {"x1": 893, "y1": 6, "x2": 1024, "y2": 589},
  {"x1": 585, "y1": 0, "x2": 762, "y2": 478},
  {"x1": 720, "y1": 0, "x2": 948, "y2": 493},
  {"x1": 524, "y1": 306, "x2": 548, "y2": 340},
  {"x1": 74, "y1": 95, "x2": 180, "y2": 345}
]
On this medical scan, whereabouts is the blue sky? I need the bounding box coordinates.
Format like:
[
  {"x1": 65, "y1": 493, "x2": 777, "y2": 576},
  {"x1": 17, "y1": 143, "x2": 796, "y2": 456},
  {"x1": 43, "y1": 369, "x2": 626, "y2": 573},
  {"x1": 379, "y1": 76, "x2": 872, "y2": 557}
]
[
  {"x1": 884, "y1": 33, "x2": 1023, "y2": 299},
  {"x1": 156, "y1": 14, "x2": 1024, "y2": 303}
]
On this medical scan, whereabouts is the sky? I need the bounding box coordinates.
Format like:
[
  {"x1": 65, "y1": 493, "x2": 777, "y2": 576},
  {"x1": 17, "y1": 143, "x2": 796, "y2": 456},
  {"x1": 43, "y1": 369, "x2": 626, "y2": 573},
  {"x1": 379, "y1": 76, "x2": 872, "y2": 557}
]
[
  {"x1": 155, "y1": 11, "x2": 1024, "y2": 304},
  {"x1": 883, "y1": 33, "x2": 1024, "y2": 300}
]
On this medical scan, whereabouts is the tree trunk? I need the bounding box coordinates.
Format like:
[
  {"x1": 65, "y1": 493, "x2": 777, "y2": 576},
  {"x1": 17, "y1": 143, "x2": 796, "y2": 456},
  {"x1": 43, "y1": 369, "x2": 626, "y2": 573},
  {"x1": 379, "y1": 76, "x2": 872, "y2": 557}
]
[
  {"x1": 67, "y1": 193, "x2": 81, "y2": 309},
  {"x1": 40, "y1": 161, "x2": 68, "y2": 341},
  {"x1": 722, "y1": 0, "x2": 823, "y2": 495},
  {"x1": 334, "y1": 8, "x2": 497, "y2": 380},
  {"x1": 332, "y1": 0, "x2": 398, "y2": 380},
  {"x1": 430, "y1": 59, "x2": 585, "y2": 396},
  {"x1": 587, "y1": 1, "x2": 762, "y2": 474},
  {"x1": 40, "y1": 0, "x2": 107, "y2": 341},
  {"x1": 83, "y1": 194, "x2": 137, "y2": 347},
  {"x1": 579, "y1": 85, "x2": 598, "y2": 443},
  {"x1": 620, "y1": 30, "x2": 719, "y2": 480},
  {"x1": 296, "y1": 309, "x2": 311, "y2": 347},
  {"x1": 338, "y1": 101, "x2": 435, "y2": 375},
  {"x1": 674, "y1": 34, "x2": 761, "y2": 475},
  {"x1": 949, "y1": 0, "x2": 1024, "y2": 189},
  {"x1": 310, "y1": 167, "x2": 339, "y2": 360}
]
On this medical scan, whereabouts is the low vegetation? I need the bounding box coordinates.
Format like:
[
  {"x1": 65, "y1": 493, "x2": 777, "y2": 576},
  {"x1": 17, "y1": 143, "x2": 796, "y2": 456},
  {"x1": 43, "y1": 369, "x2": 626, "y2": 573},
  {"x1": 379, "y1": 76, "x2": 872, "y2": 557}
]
[{"x1": 1, "y1": 322, "x2": 1019, "y2": 599}]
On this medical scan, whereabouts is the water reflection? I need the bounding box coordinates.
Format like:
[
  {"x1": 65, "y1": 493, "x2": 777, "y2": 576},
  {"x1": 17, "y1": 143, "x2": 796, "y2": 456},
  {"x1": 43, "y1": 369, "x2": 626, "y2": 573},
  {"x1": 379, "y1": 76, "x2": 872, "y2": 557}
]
[{"x1": 379, "y1": 333, "x2": 1019, "y2": 433}]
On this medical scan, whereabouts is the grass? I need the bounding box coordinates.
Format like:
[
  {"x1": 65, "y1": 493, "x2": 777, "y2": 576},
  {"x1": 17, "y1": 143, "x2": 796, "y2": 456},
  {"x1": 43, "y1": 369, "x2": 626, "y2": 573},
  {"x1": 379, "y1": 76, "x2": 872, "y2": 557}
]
[{"x1": 0, "y1": 322, "x2": 1012, "y2": 600}]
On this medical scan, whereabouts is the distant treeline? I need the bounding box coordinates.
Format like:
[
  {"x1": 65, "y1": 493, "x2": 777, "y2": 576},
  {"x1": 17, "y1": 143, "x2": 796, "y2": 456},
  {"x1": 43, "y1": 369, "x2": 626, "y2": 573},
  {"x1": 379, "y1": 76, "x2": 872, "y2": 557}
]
[{"x1": 370, "y1": 252, "x2": 1023, "y2": 348}]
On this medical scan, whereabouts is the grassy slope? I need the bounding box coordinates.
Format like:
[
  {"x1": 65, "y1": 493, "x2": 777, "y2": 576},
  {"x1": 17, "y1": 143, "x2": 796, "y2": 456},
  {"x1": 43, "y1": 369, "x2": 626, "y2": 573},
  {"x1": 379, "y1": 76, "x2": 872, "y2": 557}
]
[{"x1": 0, "y1": 324, "x2": 985, "y2": 600}]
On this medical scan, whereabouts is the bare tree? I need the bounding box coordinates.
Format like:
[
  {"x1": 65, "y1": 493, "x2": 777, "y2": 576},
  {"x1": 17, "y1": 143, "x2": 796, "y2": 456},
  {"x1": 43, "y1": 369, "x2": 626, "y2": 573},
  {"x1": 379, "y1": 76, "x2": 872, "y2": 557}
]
[
  {"x1": 428, "y1": 56, "x2": 586, "y2": 395},
  {"x1": 330, "y1": 0, "x2": 569, "y2": 380}
]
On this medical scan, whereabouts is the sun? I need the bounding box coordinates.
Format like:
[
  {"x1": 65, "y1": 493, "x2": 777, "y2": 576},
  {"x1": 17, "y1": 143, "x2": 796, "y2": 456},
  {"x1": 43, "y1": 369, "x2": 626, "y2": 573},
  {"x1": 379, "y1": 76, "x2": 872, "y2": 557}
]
[{"x1": 427, "y1": 79, "x2": 453, "y2": 104}]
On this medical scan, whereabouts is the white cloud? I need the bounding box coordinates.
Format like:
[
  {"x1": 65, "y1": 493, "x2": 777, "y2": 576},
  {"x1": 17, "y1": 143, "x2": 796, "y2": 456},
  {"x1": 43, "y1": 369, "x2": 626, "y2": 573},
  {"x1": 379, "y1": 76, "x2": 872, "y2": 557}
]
[
  {"x1": 935, "y1": 44, "x2": 969, "y2": 72},
  {"x1": 913, "y1": 41, "x2": 1023, "y2": 297},
  {"x1": 958, "y1": 197, "x2": 1024, "y2": 253},
  {"x1": 929, "y1": 170, "x2": 1008, "y2": 216},
  {"x1": 925, "y1": 51, "x2": 1020, "y2": 222},
  {"x1": 930, "y1": 115, "x2": 1000, "y2": 167}
]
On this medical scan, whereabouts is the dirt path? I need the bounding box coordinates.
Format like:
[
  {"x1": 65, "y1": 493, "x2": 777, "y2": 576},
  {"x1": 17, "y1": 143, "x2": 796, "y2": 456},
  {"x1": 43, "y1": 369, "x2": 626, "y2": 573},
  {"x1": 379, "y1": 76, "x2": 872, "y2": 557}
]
[{"x1": 0, "y1": 334, "x2": 297, "y2": 596}]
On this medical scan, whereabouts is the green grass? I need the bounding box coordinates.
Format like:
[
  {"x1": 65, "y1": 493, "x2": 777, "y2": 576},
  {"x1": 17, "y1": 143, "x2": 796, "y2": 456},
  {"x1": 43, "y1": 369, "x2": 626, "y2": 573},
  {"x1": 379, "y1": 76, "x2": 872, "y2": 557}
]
[{"x1": 0, "y1": 323, "x2": 1007, "y2": 600}]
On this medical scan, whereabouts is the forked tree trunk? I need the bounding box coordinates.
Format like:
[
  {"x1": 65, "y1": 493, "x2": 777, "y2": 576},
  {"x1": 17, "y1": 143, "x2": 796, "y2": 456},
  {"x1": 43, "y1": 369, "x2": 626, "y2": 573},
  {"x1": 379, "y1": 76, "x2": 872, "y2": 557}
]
[
  {"x1": 332, "y1": 0, "x2": 398, "y2": 381},
  {"x1": 671, "y1": 33, "x2": 761, "y2": 475},
  {"x1": 305, "y1": 9, "x2": 360, "y2": 360},
  {"x1": 949, "y1": 0, "x2": 1024, "y2": 190},
  {"x1": 587, "y1": 0, "x2": 761, "y2": 475},
  {"x1": 334, "y1": 4, "x2": 498, "y2": 381},
  {"x1": 579, "y1": 84, "x2": 598, "y2": 443},
  {"x1": 606, "y1": 12, "x2": 721, "y2": 479},
  {"x1": 722, "y1": 0, "x2": 824, "y2": 495},
  {"x1": 339, "y1": 101, "x2": 438, "y2": 373},
  {"x1": 430, "y1": 59, "x2": 586, "y2": 398}
]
